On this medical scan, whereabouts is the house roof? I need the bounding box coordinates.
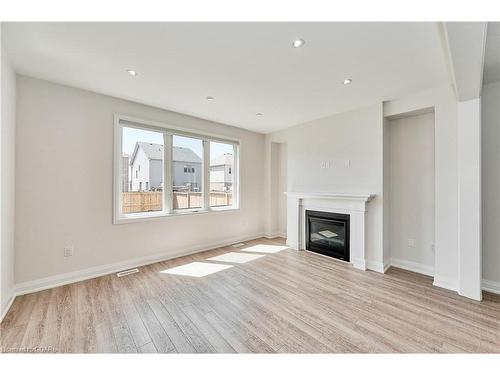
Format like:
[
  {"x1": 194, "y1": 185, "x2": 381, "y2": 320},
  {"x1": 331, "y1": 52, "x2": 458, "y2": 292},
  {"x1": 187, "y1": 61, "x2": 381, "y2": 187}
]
[
  {"x1": 173, "y1": 146, "x2": 202, "y2": 164},
  {"x1": 131, "y1": 142, "x2": 202, "y2": 164},
  {"x1": 136, "y1": 142, "x2": 163, "y2": 160},
  {"x1": 210, "y1": 153, "x2": 233, "y2": 167}
]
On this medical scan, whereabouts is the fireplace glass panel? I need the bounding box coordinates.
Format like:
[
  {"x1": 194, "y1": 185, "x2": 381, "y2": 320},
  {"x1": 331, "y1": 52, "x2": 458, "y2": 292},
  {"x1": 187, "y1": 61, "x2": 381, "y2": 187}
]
[
  {"x1": 306, "y1": 211, "x2": 350, "y2": 262},
  {"x1": 310, "y1": 219, "x2": 345, "y2": 251}
]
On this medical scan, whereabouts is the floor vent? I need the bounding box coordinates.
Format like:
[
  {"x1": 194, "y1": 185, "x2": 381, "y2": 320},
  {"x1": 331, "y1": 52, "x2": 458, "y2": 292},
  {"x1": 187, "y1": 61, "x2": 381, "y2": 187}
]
[
  {"x1": 116, "y1": 268, "x2": 139, "y2": 277},
  {"x1": 231, "y1": 242, "x2": 246, "y2": 248}
]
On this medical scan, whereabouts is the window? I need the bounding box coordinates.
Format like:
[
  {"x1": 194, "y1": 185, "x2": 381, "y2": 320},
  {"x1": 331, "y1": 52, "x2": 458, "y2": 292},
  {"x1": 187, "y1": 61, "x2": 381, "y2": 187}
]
[
  {"x1": 118, "y1": 124, "x2": 164, "y2": 216},
  {"x1": 209, "y1": 141, "x2": 235, "y2": 208},
  {"x1": 114, "y1": 115, "x2": 239, "y2": 223},
  {"x1": 173, "y1": 135, "x2": 203, "y2": 210}
]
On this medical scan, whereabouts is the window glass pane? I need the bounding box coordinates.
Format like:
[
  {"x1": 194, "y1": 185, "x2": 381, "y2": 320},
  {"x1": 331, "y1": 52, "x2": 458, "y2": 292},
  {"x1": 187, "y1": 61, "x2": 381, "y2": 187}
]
[
  {"x1": 172, "y1": 135, "x2": 203, "y2": 209},
  {"x1": 210, "y1": 141, "x2": 234, "y2": 207},
  {"x1": 122, "y1": 126, "x2": 164, "y2": 214}
]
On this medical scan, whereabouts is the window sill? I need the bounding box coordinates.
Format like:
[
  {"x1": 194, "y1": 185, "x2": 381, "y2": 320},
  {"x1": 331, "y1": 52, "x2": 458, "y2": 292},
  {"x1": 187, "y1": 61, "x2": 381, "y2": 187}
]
[{"x1": 113, "y1": 206, "x2": 240, "y2": 225}]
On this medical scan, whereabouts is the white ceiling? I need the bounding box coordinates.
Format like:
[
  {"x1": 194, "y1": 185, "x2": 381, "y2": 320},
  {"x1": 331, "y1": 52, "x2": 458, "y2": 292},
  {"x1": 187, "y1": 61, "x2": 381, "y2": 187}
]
[
  {"x1": 4, "y1": 22, "x2": 451, "y2": 133},
  {"x1": 484, "y1": 22, "x2": 500, "y2": 85}
]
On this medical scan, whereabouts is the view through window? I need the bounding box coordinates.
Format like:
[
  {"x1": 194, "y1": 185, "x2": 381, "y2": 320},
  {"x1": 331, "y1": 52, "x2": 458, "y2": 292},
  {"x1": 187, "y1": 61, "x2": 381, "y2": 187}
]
[
  {"x1": 121, "y1": 126, "x2": 164, "y2": 214},
  {"x1": 172, "y1": 135, "x2": 203, "y2": 210},
  {"x1": 210, "y1": 141, "x2": 234, "y2": 207},
  {"x1": 116, "y1": 118, "x2": 238, "y2": 222}
]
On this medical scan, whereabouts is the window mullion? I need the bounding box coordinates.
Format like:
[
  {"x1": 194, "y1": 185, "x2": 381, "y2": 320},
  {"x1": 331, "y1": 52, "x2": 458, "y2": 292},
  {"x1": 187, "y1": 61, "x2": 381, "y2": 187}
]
[
  {"x1": 233, "y1": 144, "x2": 239, "y2": 209},
  {"x1": 114, "y1": 122, "x2": 124, "y2": 223},
  {"x1": 164, "y1": 133, "x2": 173, "y2": 214},
  {"x1": 203, "y1": 140, "x2": 210, "y2": 210}
]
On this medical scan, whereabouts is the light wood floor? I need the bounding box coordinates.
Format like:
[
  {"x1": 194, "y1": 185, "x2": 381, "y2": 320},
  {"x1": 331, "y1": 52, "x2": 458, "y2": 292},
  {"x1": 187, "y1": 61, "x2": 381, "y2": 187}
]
[{"x1": 1, "y1": 237, "x2": 499, "y2": 353}]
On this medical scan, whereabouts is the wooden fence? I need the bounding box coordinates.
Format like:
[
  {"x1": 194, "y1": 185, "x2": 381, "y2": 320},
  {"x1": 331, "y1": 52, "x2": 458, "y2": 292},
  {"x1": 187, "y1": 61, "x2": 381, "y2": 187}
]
[
  {"x1": 209, "y1": 191, "x2": 233, "y2": 207},
  {"x1": 122, "y1": 191, "x2": 232, "y2": 213},
  {"x1": 122, "y1": 192, "x2": 162, "y2": 213}
]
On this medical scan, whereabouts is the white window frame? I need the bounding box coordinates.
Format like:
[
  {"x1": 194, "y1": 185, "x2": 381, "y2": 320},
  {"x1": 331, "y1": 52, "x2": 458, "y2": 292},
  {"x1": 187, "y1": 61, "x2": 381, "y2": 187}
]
[{"x1": 113, "y1": 114, "x2": 240, "y2": 224}]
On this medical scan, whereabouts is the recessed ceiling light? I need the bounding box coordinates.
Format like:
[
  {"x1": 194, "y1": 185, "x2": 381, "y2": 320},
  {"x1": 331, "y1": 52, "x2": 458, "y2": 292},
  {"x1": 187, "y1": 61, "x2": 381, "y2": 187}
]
[
  {"x1": 256, "y1": 113, "x2": 263, "y2": 117},
  {"x1": 292, "y1": 38, "x2": 305, "y2": 48},
  {"x1": 206, "y1": 96, "x2": 215, "y2": 101},
  {"x1": 343, "y1": 78, "x2": 352, "y2": 85},
  {"x1": 126, "y1": 69, "x2": 137, "y2": 76}
]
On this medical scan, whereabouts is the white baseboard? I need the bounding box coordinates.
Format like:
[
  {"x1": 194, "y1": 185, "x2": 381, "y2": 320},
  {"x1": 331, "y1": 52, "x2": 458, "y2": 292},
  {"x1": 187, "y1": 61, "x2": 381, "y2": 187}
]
[
  {"x1": 352, "y1": 258, "x2": 367, "y2": 271},
  {"x1": 390, "y1": 257, "x2": 434, "y2": 277},
  {"x1": 366, "y1": 260, "x2": 387, "y2": 273},
  {"x1": 383, "y1": 262, "x2": 391, "y2": 273},
  {"x1": 264, "y1": 231, "x2": 286, "y2": 239},
  {"x1": 482, "y1": 278, "x2": 500, "y2": 295},
  {"x1": 13, "y1": 232, "x2": 266, "y2": 298},
  {"x1": 1, "y1": 291, "x2": 16, "y2": 323},
  {"x1": 433, "y1": 275, "x2": 458, "y2": 292}
]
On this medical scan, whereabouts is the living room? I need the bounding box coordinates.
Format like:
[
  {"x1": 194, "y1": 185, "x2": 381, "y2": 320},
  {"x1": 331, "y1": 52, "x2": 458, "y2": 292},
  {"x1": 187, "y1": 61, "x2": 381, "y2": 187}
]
[{"x1": 1, "y1": 1, "x2": 499, "y2": 373}]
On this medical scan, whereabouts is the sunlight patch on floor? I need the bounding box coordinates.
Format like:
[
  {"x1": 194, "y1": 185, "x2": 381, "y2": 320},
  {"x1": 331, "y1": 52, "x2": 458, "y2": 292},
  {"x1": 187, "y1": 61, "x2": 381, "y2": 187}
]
[
  {"x1": 240, "y1": 244, "x2": 289, "y2": 254},
  {"x1": 206, "y1": 252, "x2": 265, "y2": 264},
  {"x1": 160, "y1": 262, "x2": 233, "y2": 277}
]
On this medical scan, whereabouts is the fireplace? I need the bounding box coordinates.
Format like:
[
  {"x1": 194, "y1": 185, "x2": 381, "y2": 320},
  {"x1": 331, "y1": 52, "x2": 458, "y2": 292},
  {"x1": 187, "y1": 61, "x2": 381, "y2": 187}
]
[{"x1": 305, "y1": 210, "x2": 350, "y2": 262}]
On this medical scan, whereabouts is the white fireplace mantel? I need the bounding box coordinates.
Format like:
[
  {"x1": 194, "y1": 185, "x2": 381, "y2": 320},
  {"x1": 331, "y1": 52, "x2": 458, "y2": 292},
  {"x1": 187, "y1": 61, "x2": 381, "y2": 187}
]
[
  {"x1": 285, "y1": 192, "x2": 375, "y2": 270},
  {"x1": 285, "y1": 192, "x2": 374, "y2": 202}
]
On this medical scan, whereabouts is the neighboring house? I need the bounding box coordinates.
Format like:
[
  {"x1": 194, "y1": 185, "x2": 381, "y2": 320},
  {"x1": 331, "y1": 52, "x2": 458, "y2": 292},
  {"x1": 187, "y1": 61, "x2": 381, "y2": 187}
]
[
  {"x1": 210, "y1": 153, "x2": 233, "y2": 192},
  {"x1": 172, "y1": 146, "x2": 203, "y2": 191},
  {"x1": 129, "y1": 142, "x2": 202, "y2": 191},
  {"x1": 122, "y1": 153, "x2": 131, "y2": 192}
]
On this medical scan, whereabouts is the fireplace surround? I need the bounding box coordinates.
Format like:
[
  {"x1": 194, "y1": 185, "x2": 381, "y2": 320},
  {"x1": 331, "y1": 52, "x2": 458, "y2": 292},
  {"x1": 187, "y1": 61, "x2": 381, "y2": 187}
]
[{"x1": 285, "y1": 192, "x2": 375, "y2": 270}]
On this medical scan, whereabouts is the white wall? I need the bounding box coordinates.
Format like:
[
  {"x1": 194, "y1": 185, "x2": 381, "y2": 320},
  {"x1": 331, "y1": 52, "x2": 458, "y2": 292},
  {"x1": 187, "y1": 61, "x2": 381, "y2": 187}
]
[
  {"x1": 1, "y1": 24, "x2": 16, "y2": 318},
  {"x1": 268, "y1": 103, "x2": 385, "y2": 269},
  {"x1": 382, "y1": 118, "x2": 391, "y2": 267},
  {"x1": 386, "y1": 112, "x2": 435, "y2": 275},
  {"x1": 277, "y1": 143, "x2": 287, "y2": 236},
  {"x1": 384, "y1": 86, "x2": 459, "y2": 291},
  {"x1": 482, "y1": 81, "x2": 500, "y2": 290},
  {"x1": 265, "y1": 142, "x2": 287, "y2": 238},
  {"x1": 268, "y1": 142, "x2": 280, "y2": 237},
  {"x1": 14, "y1": 76, "x2": 266, "y2": 286},
  {"x1": 457, "y1": 98, "x2": 482, "y2": 300}
]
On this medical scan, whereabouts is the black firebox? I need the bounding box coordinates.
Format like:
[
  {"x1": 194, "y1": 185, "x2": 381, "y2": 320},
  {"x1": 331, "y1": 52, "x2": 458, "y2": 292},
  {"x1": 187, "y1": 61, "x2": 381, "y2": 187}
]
[{"x1": 305, "y1": 210, "x2": 350, "y2": 262}]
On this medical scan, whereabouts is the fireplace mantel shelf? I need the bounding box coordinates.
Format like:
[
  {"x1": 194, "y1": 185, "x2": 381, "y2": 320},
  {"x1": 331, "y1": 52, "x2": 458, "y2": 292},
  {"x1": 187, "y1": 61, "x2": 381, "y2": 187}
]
[{"x1": 285, "y1": 192, "x2": 375, "y2": 202}]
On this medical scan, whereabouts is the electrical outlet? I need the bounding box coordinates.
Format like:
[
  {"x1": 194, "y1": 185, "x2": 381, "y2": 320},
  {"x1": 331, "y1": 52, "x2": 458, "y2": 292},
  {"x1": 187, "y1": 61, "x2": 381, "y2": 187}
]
[
  {"x1": 407, "y1": 239, "x2": 416, "y2": 248},
  {"x1": 344, "y1": 159, "x2": 351, "y2": 168},
  {"x1": 431, "y1": 243, "x2": 435, "y2": 253},
  {"x1": 63, "y1": 246, "x2": 74, "y2": 257}
]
